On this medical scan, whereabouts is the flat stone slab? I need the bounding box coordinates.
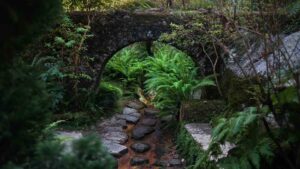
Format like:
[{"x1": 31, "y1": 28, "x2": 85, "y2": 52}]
[
  {"x1": 102, "y1": 140, "x2": 128, "y2": 158},
  {"x1": 126, "y1": 115, "x2": 140, "y2": 124},
  {"x1": 184, "y1": 123, "x2": 211, "y2": 150},
  {"x1": 127, "y1": 101, "x2": 144, "y2": 110},
  {"x1": 99, "y1": 116, "x2": 127, "y2": 129},
  {"x1": 131, "y1": 142, "x2": 151, "y2": 153},
  {"x1": 123, "y1": 107, "x2": 141, "y2": 118},
  {"x1": 184, "y1": 123, "x2": 234, "y2": 159},
  {"x1": 130, "y1": 157, "x2": 149, "y2": 166},
  {"x1": 141, "y1": 118, "x2": 157, "y2": 126},
  {"x1": 132, "y1": 126, "x2": 155, "y2": 140},
  {"x1": 101, "y1": 131, "x2": 128, "y2": 144},
  {"x1": 116, "y1": 113, "x2": 140, "y2": 123},
  {"x1": 100, "y1": 126, "x2": 123, "y2": 133}
]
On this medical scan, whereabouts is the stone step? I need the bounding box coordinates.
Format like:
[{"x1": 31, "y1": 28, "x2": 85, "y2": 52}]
[
  {"x1": 132, "y1": 126, "x2": 155, "y2": 140},
  {"x1": 127, "y1": 100, "x2": 145, "y2": 110},
  {"x1": 184, "y1": 123, "x2": 234, "y2": 159},
  {"x1": 130, "y1": 156, "x2": 149, "y2": 166},
  {"x1": 130, "y1": 142, "x2": 151, "y2": 153},
  {"x1": 102, "y1": 140, "x2": 128, "y2": 158},
  {"x1": 123, "y1": 107, "x2": 141, "y2": 117},
  {"x1": 100, "y1": 131, "x2": 128, "y2": 144},
  {"x1": 141, "y1": 118, "x2": 157, "y2": 126}
]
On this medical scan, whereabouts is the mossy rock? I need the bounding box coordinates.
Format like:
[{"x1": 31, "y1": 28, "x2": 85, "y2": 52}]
[
  {"x1": 221, "y1": 69, "x2": 254, "y2": 110},
  {"x1": 180, "y1": 100, "x2": 225, "y2": 123}
]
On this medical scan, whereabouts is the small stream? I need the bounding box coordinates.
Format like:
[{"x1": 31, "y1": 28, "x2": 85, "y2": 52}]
[
  {"x1": 56, "y1": 101, "x2": 184, "y2": 169},
  {"x1": 118, "y1": 104, "x2": 183, "y2": 169}
]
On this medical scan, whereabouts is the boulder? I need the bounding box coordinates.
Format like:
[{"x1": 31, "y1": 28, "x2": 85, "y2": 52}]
[{"x1": 228, "y1": 31, "x2": 300, "y2": 78}]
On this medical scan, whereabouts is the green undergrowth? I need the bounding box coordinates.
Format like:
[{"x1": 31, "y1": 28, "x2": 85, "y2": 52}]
[
  {"x1": 53, "y1": 81, "x2": 124, "y2": 130},
  {"x1": 176, "y1": 125, "x2": 211, "y2": 169}
]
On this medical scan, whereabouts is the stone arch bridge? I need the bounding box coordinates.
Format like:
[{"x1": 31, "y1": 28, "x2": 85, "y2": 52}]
[{"x1": 70, "y1": 10, "x2": 221, "y2": 89}]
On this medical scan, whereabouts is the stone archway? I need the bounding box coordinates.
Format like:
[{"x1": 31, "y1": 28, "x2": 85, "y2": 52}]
[{"x1": 70, "y1": 10, "x2": 218, "y2": 90}]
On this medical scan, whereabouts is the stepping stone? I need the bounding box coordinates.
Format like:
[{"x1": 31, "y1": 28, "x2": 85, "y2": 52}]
[
  {"x1": 168, "y1": 159, "x2": 182, "y2": 167},
  {"x1": 127, "y1": 101, "x2": 144, "y2": 110},
  {"x1": 141, "y1": 118, "x2": 156, "y2": 126},
  {"x1": 102, "y1": 140, "x2": 128, "y2": 158},
  {"x1": 102, "y1": 131, "x2": 128, "y2": 144},
  {"x1": 132, "y1": 126, "x2": 155, "y2": 140},
  {"x1": 153, "y1": 160, "x2": 167, "y2": 167},
  {"x1": 130, "y1": 142, "x2": 151, "y2": 153},
  {"x1": 108, "y1": 116, "x2": 127, "y2": 128},
  {"x1": 184, "y1": 123, "x2": 234, "y2": 159},
  {"x1": 130, "y1": 157, "x2": 149, "y2": 166},
  {"x1": 101, "y1": 126, "x2": 123, "y2": 133},
  {"x1": 184, "y1": 123, "x2": 211, "y2": 150},
  {"x1": 123, "y1": 107, "x2": 141, "y2": 118},
  {"x1": 125, "y1": 115, "x2": 140, "y2": 124},
  {"x1": 116, "y1": 114, "x2": 140, "y2": 124},
  {"x1": 144, "y1": 108, "x2": 159, "y2": 116}
]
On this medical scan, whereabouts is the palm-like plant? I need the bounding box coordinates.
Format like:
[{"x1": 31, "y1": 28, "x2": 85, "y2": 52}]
[{"x1": 145, "y1": 44, "x2": 215, "y2": 115}]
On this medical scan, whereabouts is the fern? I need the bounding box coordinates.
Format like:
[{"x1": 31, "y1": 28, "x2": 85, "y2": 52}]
[
  {"x1": 201, "y1": 107, "x2": 275, "y2": 169},
  {"x1": 145, "y1": 43, "x2": 215, "y2": 115}
]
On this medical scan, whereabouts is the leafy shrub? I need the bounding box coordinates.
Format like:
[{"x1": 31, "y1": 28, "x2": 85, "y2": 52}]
[
  {"x1": 193, "y1": 107, "x2": 275, "y2": 169},
  {"x1": 97, "y1": 81, "x2": 123, "y2": 110},
  {"x1": 23, "y1": 15, "x2": 96, "y2": 113},
  {"x1": 145, "y1": 43, "x2": 215, "y2": 115},
  {"x1": 0, "y1": 60, "x2": 51, "y2": 165},
  {"x1": 2, "y1": 135, "x2": 115, "y2": 169},
  {"x1": 104, "y1": 43, "x2": 148, "y2": 90}
]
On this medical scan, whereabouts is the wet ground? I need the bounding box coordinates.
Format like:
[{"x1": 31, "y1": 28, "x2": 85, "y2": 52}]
[{"x1": 117, "y1": 104, "x2": 184, "y2": 169}]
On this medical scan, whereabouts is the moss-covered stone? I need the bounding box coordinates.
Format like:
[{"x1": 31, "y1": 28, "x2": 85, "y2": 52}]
[
  {"x1": 221, "y1": 69, "x2": 254, "y2": 110},
  {"x1": 180, "y1": 100, "x2": 225, "y2": 123}
]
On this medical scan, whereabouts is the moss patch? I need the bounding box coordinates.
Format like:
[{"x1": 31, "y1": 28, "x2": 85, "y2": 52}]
[
  {"x1": 180, "y1": 100, "x2": 225, "y2": 123},
  {"x1": 221, "y1": 70, "x2": 253, "y2": 110}
]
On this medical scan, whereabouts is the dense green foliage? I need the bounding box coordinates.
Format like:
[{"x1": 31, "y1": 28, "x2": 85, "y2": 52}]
[
  {"x1": 30, "y1": 135, "x2": 116, "y2": 169},
  {"x1": 176, "y1": 125, "x2": 206, "y2": 168},
  {"x1": 97, "y1": 81, "x2": 123, "y2": 109},
  {"x1": 103, "y1": 43, "x2": 148, "y2": 91},
  {"x1": 2, "y1": 135, "x2": 116, "y2": 169},
  {"x1": 1, "y1": 0, "x2": 62, "y2": 63},
  {"x1": 103, "y1": 43, "x2": 215, "y2": 116},
  {"x1": 2, "y1": 0, "x2": 300, "y2": 169},
  {"x1": 208, "y1": 107, "x2": 274, "y2": 169},
  {"x1": 0, "y1": 60, "x2": 51, "y2": 164},
  {"x1": 145, "y1": 44, "x2": 215, "y2": 115}
]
